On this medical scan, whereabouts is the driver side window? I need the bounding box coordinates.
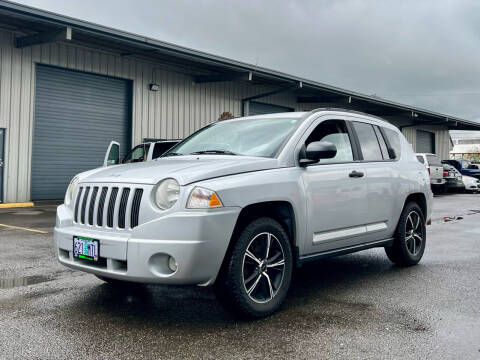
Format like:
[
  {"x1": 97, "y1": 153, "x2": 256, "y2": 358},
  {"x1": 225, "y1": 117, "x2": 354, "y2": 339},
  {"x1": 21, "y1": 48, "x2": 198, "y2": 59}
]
[{"x1": 305, "y1": 120, "x2": 354, "y2": 164}]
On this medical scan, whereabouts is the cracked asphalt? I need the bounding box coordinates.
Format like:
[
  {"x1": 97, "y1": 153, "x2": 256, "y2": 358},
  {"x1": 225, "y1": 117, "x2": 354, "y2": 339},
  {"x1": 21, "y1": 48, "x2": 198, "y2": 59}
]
[{"x1": 0, "y1": 195, "x2": 479, "y2": 359}]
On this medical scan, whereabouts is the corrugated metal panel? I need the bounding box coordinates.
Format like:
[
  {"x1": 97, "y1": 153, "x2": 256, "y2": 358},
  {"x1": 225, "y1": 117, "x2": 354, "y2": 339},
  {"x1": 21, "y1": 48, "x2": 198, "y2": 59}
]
[
  {"x1": 31, "y1": 65, "x2": 131, "y2": 200},
  {"x1": 401, "y1": 125, "x2": 450, "y2": 159}
]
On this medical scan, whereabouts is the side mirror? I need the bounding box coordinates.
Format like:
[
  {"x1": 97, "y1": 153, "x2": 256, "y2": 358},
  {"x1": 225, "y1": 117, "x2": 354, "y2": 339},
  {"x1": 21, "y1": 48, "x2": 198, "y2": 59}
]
[
  {"x1": 104, "y1": 141, "x2": 120, "y2": 166},
  {"x1": 300, "y1": 141, "x2": 337, "y2": 166}
]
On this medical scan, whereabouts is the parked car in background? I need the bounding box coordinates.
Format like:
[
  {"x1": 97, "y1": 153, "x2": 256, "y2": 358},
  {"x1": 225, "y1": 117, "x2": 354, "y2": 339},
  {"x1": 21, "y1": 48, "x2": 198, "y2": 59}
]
[
  {"x1": 442, "y1": 159, "x2": 480, "y2": 180},
  {"x1": 56, "y1": 109, "x2": 432, "y2": 318},
  {"x1": 442, "y1": 163, "x2": 464, "y2": 193},
  {"x1": 122, "y1": 139, "x2": 181, "y2": 164},
  {"x1": 462, "y1": 175, "x2": 480, "y2": 193},
  {"x1": 416, "y1": 153, "x2": 445, "y2": 192}
]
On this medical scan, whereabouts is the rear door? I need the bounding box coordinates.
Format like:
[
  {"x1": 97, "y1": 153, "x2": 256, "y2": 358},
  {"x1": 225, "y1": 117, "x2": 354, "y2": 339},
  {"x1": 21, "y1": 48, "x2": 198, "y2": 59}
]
[
  {"x1": 426, "y1": 154, "x2": 444, "y2": 184},
  {"x1": 350, "y1": 121, "x2": 395, "y2": 242}
]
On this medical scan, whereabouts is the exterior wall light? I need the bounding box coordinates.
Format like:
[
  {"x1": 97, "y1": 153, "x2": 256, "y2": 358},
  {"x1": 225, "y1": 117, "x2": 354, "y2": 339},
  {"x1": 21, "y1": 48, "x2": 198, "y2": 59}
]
[{"x1": 149, "y1": 84, "x2": 160, "y2": 91}]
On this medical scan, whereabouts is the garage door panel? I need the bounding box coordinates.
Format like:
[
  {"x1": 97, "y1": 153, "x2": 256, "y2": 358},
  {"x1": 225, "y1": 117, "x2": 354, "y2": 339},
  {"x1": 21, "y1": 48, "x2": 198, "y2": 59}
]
[
  {"x1": 416, "y1": 130, "x2": 435, "y2": 154},
  {"x1": 32, "y1": 65, "x2": 131, "y2": 200}
]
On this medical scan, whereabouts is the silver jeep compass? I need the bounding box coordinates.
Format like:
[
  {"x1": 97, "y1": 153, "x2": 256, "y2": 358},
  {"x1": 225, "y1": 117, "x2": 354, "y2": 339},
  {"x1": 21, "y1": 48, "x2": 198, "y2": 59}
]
[{"x1": 55, "y1": 109, "x2": 432, "y2": 318}]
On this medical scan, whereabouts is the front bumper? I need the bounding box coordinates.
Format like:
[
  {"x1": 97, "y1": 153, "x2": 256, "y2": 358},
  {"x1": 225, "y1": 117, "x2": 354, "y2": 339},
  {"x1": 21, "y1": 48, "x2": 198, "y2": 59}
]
[{"x1": 54, "y1": 204, "x2": 241, "y2": 286}]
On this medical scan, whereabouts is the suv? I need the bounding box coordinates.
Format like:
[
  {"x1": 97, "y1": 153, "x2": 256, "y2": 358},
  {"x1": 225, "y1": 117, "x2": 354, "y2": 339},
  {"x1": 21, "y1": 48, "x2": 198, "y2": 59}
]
[
  {"x1": 55, "y1": 109, "x2": 432, "y2": 318},
  {"x1": 416, "y1": 153, "x2": 446, "y2": 192}
]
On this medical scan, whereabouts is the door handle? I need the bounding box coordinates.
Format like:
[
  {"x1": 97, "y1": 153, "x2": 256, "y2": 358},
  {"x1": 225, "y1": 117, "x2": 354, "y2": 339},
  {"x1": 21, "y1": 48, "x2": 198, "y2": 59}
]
[{"x1": 349, "y1": 170, "x2": 364, "y2": 178}]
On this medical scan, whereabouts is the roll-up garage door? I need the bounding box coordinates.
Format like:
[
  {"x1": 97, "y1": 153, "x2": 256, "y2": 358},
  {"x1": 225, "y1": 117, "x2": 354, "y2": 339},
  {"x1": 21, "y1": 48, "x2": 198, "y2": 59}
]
[
  {"x1": 31, "y1": 65, "x2": 132, "y2": 200},
  {"x1": 248, "y1": 101, "x2": 294, "y2": 116},
  {"x1": 416, "y1": 130, "x2": 435, "y2": 154}
]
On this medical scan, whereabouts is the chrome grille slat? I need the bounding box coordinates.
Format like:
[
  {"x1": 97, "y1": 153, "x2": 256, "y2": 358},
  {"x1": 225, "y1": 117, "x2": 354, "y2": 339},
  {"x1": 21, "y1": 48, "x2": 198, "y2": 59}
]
[
  {"x1": 80, "y1": 186, "x2": 90, "y2": 224},
  {"x1": 107, "y1": 187, "x2": 119, "y2": 228},
  {"x1": 74, "y1": 184, "x2": 143, "y2": 230},
  {"x1": 130, "y1": 189, "x2": 143, "y2": 229},
  {"x1": 74, "y1": 187, "x2": 83, "y2": 223},
  {"x1": 88, "y1": 187, "x2": 99, "y2": 225},
  {"x1": 118, "y1": 188, "x2": 130, "y2": 229},
  {"x1": 96, "y1": 187, "x2": 108, "y2": 226}
]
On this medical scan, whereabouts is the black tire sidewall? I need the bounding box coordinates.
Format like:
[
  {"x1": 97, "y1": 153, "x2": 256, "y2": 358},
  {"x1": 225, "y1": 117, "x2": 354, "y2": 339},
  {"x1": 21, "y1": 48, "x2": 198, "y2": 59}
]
[
  {"x1": 394, "y1": 202, "x2": 426, "y2": 265},
  {"x1": 223, "y1": 217, "x2": 293, "y2": 318}
]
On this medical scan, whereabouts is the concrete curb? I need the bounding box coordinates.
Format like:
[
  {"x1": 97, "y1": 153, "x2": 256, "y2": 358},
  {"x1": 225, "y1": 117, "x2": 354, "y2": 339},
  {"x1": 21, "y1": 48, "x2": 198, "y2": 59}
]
[{"x1": 0, "y1": 202, "x2": 35, "y2": 209}]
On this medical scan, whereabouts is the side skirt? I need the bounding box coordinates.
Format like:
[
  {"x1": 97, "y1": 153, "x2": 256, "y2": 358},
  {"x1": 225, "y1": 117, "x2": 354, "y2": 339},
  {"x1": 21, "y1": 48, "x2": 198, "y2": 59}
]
[{"x1": 297, "y1": 238, "x2": 394, "y2": 266}]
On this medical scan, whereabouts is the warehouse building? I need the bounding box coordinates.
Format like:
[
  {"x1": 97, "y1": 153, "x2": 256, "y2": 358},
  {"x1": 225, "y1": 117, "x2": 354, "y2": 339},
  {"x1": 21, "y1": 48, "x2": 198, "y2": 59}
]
[{"x1": 0, "y1": 1, "x2": 480, "y2": 203}]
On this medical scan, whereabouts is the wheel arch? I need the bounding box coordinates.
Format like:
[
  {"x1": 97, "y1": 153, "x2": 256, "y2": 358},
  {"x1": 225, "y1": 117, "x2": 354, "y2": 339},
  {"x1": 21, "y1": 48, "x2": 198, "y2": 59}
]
[
  {"x1": 403, "y1": 192, "x2": 427, "y2": 219},
  {"x1": 216, "y1": 201, "x2": 298, "y2": 281}
]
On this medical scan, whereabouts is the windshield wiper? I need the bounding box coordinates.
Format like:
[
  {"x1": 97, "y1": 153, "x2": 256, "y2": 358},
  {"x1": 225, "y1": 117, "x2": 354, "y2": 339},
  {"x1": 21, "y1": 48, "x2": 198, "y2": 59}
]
[
  {"x1": 162, "y1": 152, "x2": 183, "y2": 157},
  {"x1": 190, "y1": 150, "x2": 239, "y2": 155}
]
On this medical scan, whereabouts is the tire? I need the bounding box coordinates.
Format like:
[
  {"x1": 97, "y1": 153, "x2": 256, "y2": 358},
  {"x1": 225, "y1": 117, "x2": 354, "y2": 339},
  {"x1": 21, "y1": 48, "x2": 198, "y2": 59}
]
[
  {"x1": 385, "y1": 202, "x2": 426, "y2": 266},
  {"x1": 214, "y1": 217, "x2": 293, "y2": 318}
]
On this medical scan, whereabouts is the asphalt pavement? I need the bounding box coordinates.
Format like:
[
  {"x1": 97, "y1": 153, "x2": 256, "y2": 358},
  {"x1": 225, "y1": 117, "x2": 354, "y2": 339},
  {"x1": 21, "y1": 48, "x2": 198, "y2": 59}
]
[{"x1": 0, "y1": 195, "x2": 479, "y2": 359}]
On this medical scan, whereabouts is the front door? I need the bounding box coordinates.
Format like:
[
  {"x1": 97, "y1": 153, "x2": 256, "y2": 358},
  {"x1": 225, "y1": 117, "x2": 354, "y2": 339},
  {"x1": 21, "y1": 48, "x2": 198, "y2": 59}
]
[
  {"x1": 0, "y1": 129, "x2": 4, "y2": 203},
  {"x1": 299, "y1": 119, "x2": 368, "y2": 255}
]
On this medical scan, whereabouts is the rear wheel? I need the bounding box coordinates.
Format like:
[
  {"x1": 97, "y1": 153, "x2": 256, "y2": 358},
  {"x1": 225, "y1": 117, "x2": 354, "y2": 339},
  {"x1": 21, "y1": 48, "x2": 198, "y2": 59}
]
[
  {"x1": 214, "y1": 217, "x2": 293, "y2": 318},
  {"x1": 385, "y1": 202, "x2": 426, "y2": 266}
]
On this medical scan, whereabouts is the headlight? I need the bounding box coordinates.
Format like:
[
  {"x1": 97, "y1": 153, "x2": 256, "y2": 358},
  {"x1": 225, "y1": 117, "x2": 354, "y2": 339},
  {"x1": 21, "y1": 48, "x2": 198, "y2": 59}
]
[
  {"x1": 154, "y1": 178, "x2": 180, "y2": 210},
  {"x1": 64, "y1": 176, "x2": 79, "y2": 206},
  {"x1": 187, "y1": 187, "x2": 223, "y2": 209}
]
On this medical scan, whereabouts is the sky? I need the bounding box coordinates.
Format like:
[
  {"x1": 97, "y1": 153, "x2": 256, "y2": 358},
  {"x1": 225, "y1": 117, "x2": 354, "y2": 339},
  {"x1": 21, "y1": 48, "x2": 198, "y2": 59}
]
[{"x1": 15, "y1": 0, "x2": 480, "y2": 138}]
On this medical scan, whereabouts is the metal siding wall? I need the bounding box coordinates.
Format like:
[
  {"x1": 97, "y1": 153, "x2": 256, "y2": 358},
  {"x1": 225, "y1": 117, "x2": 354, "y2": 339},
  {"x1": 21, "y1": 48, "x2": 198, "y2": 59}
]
[
  {"x1": 0, "y1": 28, "x2": 452, "y2": 202},
  {"x1": 401, "y1": 125, "x2": 450, "y2": 159},
  {"x1": 0, "y1": 28, "x2": 301, "y2": 202}
]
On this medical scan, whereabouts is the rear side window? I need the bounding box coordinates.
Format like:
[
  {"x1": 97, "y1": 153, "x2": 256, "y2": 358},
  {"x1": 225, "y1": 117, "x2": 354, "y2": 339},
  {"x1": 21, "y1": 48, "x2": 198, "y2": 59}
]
[
  {"x1": 352, "y1": 122, "x2": 383, "y2": 161},
  {"x1": 426, "y1": 155, "x2": 442, "y2": 166},
  {"x1": 382, "y1": 128, "x2": 401, "y2": 160},
  {"x1": 416, "y1": 155, "x2": 425, "y2": 164}
]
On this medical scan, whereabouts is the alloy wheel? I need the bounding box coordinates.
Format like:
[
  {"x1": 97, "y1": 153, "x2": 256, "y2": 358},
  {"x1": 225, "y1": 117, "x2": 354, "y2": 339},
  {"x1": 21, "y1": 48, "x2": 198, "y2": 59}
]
[
  {"x1": 242, "y1": 232, "x2": 286, "y2": 304},
  {"x1": 405, "y1": 210, "x2": 424, "y2": 256}
]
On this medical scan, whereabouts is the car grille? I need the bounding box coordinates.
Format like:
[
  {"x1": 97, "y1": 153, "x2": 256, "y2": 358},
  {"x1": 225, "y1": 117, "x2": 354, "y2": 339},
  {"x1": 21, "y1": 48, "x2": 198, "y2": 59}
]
[{"x1": 74, "y1": 185, "x2": 144, "y2": 230}]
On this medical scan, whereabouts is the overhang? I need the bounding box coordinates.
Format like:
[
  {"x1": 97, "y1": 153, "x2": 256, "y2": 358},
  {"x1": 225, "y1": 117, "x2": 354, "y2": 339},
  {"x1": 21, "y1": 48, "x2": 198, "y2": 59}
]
[{"x1": 0, "y1": 0, "x2": 479, "y2": 131}]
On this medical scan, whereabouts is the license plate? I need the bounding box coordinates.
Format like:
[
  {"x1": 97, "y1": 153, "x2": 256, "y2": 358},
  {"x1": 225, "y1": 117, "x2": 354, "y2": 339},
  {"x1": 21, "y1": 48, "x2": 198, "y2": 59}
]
[{"x1": 73, "y1": 236, "x2": 99, "y2": 262}]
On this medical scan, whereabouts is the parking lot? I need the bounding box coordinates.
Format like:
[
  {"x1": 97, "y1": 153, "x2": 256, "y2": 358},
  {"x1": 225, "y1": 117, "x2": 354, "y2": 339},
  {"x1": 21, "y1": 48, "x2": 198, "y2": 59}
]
[{"x1": 0, "y1": 194, "x2": 479, "y2": 360}]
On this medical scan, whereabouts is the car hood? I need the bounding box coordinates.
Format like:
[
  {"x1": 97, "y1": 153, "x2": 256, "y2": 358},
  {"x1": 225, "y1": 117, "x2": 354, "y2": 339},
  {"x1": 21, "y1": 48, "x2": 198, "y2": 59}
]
[{"x1": 80, "y1": 155, "x2": 279, "y2": 185}]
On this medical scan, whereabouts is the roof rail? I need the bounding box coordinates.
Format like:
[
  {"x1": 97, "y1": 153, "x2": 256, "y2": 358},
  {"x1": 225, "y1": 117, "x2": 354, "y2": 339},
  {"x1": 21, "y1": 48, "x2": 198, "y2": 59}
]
[{"x1": 307, "y1": 107, "x2": 387, "y2": 122}]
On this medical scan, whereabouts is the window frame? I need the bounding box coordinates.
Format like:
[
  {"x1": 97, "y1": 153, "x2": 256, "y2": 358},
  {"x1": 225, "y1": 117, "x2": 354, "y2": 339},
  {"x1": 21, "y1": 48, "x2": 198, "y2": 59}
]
[
  {"x1": 378, "y1": 126, "x2": 401, "y2": 162},
  {"x1": 296, "y1": 118, "x2": 360, "y2": 167},
  {"x1": 295, "y1": 116, "x2": 401, "y2": 167}
]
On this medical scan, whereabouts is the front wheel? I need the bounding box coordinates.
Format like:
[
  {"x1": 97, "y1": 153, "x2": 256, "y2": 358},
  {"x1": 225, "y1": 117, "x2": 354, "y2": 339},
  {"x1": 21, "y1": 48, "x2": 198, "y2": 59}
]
[
  {"x1": 214, "y1": 217, "x2": 293, "y2": 318},
  {"x1": 385, "y1": 202, "x2": 426, "y2": 266}
]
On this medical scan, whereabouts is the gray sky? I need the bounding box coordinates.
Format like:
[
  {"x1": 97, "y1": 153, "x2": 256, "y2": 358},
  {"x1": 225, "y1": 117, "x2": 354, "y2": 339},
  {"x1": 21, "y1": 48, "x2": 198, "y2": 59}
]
[{"x1": 16, "y1": 0, "x2": 480, "y2": 138}]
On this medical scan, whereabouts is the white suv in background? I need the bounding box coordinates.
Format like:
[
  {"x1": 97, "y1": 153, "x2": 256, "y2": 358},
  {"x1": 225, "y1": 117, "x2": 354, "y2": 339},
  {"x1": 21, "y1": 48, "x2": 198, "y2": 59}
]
[{"x1": 416, "y1": 153, "x2": 445, "y2": 192}]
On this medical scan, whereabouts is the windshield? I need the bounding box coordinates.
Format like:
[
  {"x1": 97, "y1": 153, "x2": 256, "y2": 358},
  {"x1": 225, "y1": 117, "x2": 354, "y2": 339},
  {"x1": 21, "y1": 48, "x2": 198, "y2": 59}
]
[{"x1": 164, "y1": 118, "x2": 300, "y2": 158}]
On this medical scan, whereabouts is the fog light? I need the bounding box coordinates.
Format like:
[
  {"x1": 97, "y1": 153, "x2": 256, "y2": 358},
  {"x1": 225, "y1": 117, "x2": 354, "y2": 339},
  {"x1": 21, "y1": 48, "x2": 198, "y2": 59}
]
[{"x1": 168, "y1": 256, "x2": 178, "y2": 272}]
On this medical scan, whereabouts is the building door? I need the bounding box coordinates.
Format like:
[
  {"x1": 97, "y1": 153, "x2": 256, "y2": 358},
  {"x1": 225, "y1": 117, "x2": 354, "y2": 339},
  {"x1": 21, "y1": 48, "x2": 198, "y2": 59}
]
[
  {"x1": 416, "y1": 130, "x2": 435, "y2": 154},
  {"x1": 0, "y1": 129, "x2": 4, "y2": 203},
  {"x1": 248, "y1": 101, "x2": 294, "y2": 116},
  {"x1": 31, "y1": 65, "x2": 132, "y2": 200}
]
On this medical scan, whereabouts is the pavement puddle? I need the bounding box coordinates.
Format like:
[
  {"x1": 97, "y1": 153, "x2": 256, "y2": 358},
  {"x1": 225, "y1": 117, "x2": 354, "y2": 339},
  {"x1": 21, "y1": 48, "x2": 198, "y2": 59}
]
[{"x1": 0, "y1": 274, "x2": 54, "y2": 289}]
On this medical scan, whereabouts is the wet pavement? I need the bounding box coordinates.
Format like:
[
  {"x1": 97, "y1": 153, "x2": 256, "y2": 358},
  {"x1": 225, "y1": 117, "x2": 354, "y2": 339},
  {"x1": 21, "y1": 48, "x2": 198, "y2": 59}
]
[{"x1": 0, "y1": 195, "x2": 479, "y2": 359}]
